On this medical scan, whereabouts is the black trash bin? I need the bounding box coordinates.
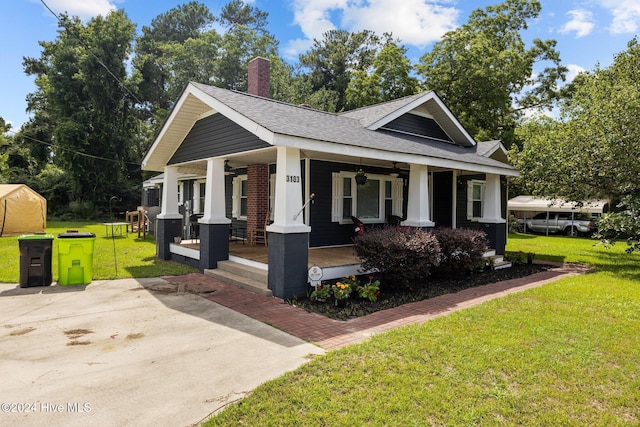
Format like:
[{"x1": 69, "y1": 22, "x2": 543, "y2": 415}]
[{"x1": 18, "y1": 234, "x2": 54, "y2": 288}]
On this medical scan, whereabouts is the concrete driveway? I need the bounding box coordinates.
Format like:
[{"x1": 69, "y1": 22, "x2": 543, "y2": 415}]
[{"x1": 0, "y1": 278, "x2": 324, "y2": 426}]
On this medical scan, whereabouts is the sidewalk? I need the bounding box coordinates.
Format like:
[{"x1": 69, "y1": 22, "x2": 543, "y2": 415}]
[{"x1": 166, "y1": 262, "x2": 589, "y2": 350}]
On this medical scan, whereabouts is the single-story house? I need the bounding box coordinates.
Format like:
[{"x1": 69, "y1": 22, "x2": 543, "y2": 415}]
[{"x1": 142, "y1": 57, "x2": 518, "y2": 299}]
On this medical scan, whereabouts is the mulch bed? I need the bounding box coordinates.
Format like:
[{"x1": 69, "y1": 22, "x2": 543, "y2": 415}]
[{"x1": 291, "y1": 263, "x2": 553, "y2": 321}]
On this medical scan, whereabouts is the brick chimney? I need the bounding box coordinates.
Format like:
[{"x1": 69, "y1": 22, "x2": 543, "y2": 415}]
[{"x1": 247, "y1": 57, "x2": 270, "y2": 98}]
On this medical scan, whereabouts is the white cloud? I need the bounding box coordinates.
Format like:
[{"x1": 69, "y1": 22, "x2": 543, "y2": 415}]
[
  {"x1": 565, "y1": 64, "x2": 587, "y2": 83},
  {"x1": 45, "y1": 0, "x2": 117, "y2": 20},
  {"x1": 559, "y1": 9, "x2": 594, "y2": 38},
  {"x1": 285, "y1": 0, "x2": 459, "y2": 58},
  {"x1": 342, "y1": 0, "x2": 459, "y2": 47},
  {"x1": 596, "y1": 0, "x2": 640, "y2": 34},
  {"x1": 283, "y1": 38, "x2": 315, "y2": 59}
]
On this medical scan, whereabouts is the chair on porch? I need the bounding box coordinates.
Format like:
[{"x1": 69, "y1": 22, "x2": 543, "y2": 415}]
[
  {"x1": 249, "y1": 209, "x2": 271, "y2": 246},
  {"x1": 351, "y1": 216, "x2": 365, "y2": 236}
]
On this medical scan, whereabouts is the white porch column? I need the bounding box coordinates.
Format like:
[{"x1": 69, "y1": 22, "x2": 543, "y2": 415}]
[
  {"x1": 201, "y1": 158, "x2": 230, "y2": 224},
  {"x1": 267, "y1": 146, "x2": 311, "y2": 234},
  {"x1": 403, "y1": 163, "x2": 435, "y2": 227},
  {"x1": 199, "y1": 158, "x2": 230, "y2": 271},
  {"x1": 482, "y1": 173, "x2": 506, "y2": 223},
  {"x1": 157, "y1": 165, "x2": 181, "y2": 219}
]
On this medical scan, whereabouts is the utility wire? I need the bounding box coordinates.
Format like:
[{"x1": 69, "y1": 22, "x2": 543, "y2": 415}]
[
  {"x1": 39, "y1": 0, "x2": 144, "y2": 106},
  {"x1": 5, "y1": 129, "x2": 141, "y2": 167},
  {"x1": 7, "y1": 1, "x2": 148, "y2": 167}
]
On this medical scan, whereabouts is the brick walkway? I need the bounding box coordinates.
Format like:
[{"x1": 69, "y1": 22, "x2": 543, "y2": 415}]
[{"x1": 165, "y1": 263, "x2": 589, "y2": 351}]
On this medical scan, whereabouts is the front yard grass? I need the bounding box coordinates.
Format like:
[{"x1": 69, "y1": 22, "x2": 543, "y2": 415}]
[
  {"x1": 0, "y1": 221, "x2": 197, "y2": 283},
  {"x1": 205, "y1": 233, "x2": 640, "y2": 426}
]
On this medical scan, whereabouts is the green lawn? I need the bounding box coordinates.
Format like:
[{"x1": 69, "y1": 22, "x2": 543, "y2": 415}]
[
  {"x1": 0, "y1": 221, "x2": 197, "y2": 283},
  {"x1": 205, "y1": 233, "x2": 640, "y2": 426}
]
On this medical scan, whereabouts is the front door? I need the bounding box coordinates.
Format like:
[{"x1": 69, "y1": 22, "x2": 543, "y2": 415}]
[{"x1": 432, "y1": 171, "x2": 453, "y2": 228}]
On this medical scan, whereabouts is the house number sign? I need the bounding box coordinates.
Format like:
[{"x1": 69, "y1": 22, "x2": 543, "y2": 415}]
[
  {"x1": 286, "y1": 175, "x2": 300, "y2": 183},
  {"x1": 308, "y1": 264, "x2": 323, "y2": 288}
]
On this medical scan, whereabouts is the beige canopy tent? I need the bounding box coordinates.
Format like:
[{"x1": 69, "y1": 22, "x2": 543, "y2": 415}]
[{"x1": 0, "y1": 184, "x2": 47, "y2": 236}]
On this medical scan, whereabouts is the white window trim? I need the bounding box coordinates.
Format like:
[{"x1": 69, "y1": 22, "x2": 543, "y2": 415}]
[
  {"x1": 467, "y1": 179, "x2": 486, "y2": 221},
  {"x1": 232, "y1": 174, "x2": 248, "y2": 220},
  {"x1": 332, "y1": 171, "x2": 403, "y2": 224},
  {"x1": 195, "y1": 179, "x2": 206, "y2": 214}
]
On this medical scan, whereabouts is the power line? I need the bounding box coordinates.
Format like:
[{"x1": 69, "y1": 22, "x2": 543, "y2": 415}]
[
  {"x1": 5, "y1": 129, "x2": 141, "y2": 167},
  {"x1": 13, "y1": 0, "x2": 146, "y2": 168},
  {"x1": 39, "y1": 0, "x2": 144, "y2": 106}
]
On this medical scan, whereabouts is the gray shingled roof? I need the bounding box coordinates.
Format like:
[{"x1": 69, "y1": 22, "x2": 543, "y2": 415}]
[
  {"x1": 339, "y1": 93, "x2": 427, "y2": 127},
  {"x1": 190, "y1": 82, "x2": 515, "y2": 172}
]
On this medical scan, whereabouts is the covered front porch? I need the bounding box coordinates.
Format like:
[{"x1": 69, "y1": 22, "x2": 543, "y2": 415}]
[
  {"x1": 153, "y1": 144, "x2": 511, "y2": 299},
  {"x1": 172, "y1": 240, "x2": 362, "y2": 279}
]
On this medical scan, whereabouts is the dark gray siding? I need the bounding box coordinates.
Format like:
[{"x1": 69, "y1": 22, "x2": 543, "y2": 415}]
[
  {"x1": 169, "y1": 113, "x2": 270, "y2": 165},
  {"x1": 308, "y1": 160, "x2": 405, "y2": 247},
  {"x1": 455, "y1": 174, "x2": 508, "y2": 229},
  {"x1": 455, "y1": 174, "x2": 484, "y2": 230},
  {"x1": 381, "y1": 113, "x2": 452, "y2": 142},
  {"x1": 308, "y1": 160, "x2": 353, "y2": 247}
]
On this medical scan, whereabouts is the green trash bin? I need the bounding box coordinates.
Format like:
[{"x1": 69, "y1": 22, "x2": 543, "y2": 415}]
[
  {"x1": 18, "y1": 234, "x2": 54, "y2": 288},
  {"x1": 57, "y1": 231, "x2": 96, "y2": 285}
]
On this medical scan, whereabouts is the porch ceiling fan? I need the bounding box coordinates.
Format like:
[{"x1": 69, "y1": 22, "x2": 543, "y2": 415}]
[
  {"x1": 391, "y1": 162, "x2": 408, "y2": 177},
  {"x1": 224, "y1": 160, "x2": 236, "y2": 176}
]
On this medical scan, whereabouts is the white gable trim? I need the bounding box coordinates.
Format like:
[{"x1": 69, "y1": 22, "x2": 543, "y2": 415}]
[
  {"x1": 142, "y1": 82, "x2": 275, "y2": 172},
  {"x1": 365, "y1": 91, "x2": 476, "y2": 147}
]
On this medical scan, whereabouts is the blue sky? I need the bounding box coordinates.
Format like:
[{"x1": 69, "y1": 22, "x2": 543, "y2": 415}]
[{"x1": 2, "y1": 0, "x2": 639, "y2": 129}]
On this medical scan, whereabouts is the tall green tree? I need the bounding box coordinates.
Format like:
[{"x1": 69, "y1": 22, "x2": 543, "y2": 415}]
[
  {"x1": 345, "y1": 40, "x2": 418, "y2": 110},
  {"x1": 299, "y1": 29, "x2": 385, "y2": 111},
  {"x1": 417, "y1": 0, "x2": 567, "y2": 146},
  {"x1": 133, "y1": 1, "x2": 215, "y2": 122},
  {"x1": 513, "y1": 38, "x2": 640, "y2": 201},
  {"x1": 23, "y1": 11, "x2": 140, "y2": 213},
  {"x1": 270, "y1": 58, "x2": 339, "y2": 112},
  {"x1": 511, "y1": 38, "x2": 640, "y2": 249},
  {"x1": 212, "y1": 1, "x2": 278, "y2": 91},
  {"x1": 213, "y1": 24, "x2": 278, "y2": 91},
  {"x1": 218, "y1": 0, "x2": 273, "y2": 38}
]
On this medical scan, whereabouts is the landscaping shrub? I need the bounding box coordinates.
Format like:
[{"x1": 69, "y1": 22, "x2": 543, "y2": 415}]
[
  {"x1": 431, "y1": 227, "x2": 489, "y2": 275},
  {"x1": 353, "y1": 226, "x2": 441, "y2": 290}
]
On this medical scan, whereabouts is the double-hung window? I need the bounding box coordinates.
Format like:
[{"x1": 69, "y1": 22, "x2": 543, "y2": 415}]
[
  {"x1": 332, "y1": 172, "x2": 403, "y2": 223},
  {"x1": 232, "y1": 175, "x2": 248, "y2": 219},
  {"x1": 466, "y1": 179, "x2": 485, "y2": 221}
]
